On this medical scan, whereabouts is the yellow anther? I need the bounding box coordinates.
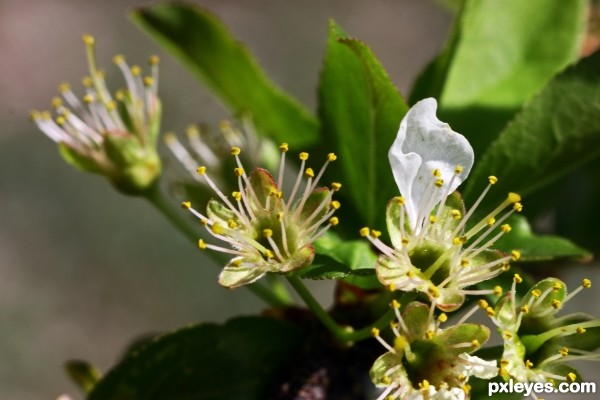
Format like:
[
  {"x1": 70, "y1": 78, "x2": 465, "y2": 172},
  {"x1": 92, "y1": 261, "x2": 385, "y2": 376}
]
[
  {"x1": 29, "y1": 110, "x2": 41, "y2": 120},
  {"x1": 494, "y1": 286, "x2": 503, "y2": 296},
  {"x1": 553, "y1": 282, "x2": 562, "y2": 292},
  {"x1": 359, "y1": 227, "x2": 370, "y2": 237},
  {"x1": 230, "y1": 146, "x2": 241, "y2": 156},
  {"x1": 227, "y1": 219, "x2": 237, "y2": 229},
  {"x1": 429, "y1": 215, "x2": 437, "y2": 224},
  {"x1": 265, "y1": 250, "x2": 274, "y2": 259},
  {"x1": 487, "y1": 218, "x2": 496, "y2": 226},
  {"x1": 511, "y1": 250, "x2": 521, "y2": 261},
  {"x1": 197, "y1": 239, "x2": 207, "y2": 249},
  {"x1": 434, "y1": 179, "x2": 444, "y2": 188},
  {"x1": 453, "y1": 236, "x2": 467, "y2": 245},
  {"x1": 401, "y1": 238, "x2": 410, "y2": 246},
  {"x1": 478, "y1": 299, "x2": 489, "y2": 309},
  {"x1": 143, "y1": 76, "x2": 154, "y2": 87},
  {"x1": 80, "y1": 76, "x2": 93, "y2": 88},
  {"x1": 583, "y1": 278, "x2": 592, "y2": 288},
  {"x1": 419, "y1": 380, "x2": 430, "y2": 390},
  {"x1": 559, "y1": 347, "x2": 569, "y2": 356},
  {"x1": 276, "y1": 212, "x2": 284, "y2": 221},
  {"x1": 56, "y1": 116, "x2": 66, "y2": 126},
  {"x1": 330, "y1": 200, "x2": 340, "y2": 210},
  {"x1": 305, "y1": 168, "x2": 315, "y2": 178},
  {"x1": 197, "y1": 166, "x2": 207, "y2": 175},
  {"x1": 200, "y1": 219, "x2": 208, "y2": 227},
  {"x1": 279, "y1": 143, "x2": 289, "y2": 152},
  {"x1": 458, "y1": 374, "x2": 467, "y2": 382},
  {"x1": 382, "y1": 376, "x2": 391, "y2": 385},
  {"x1": 371, "y1": 327, "x2": 380, "y2": 337},
  {"x1": 567, "y1": 372, "x2": 577, "y2": 383},
  {"x1": 577, "y1": 326, "x2": 586, "y2": 334},
  {"x1": 503, "y1": 330, "x2": 513, "y2": 339},
  {"x1": 461, "y1": 259, "x2": 470, "y2": 267},
  {"x1": 131, "y1": 65, "x2": 141, "y2": 76},
  {"x1": 501, "y1": 262, "x2": 511, "y2": 272},
  {"x1": 395, "y1": 196, "x2": 405, "y2": 205},
  {"x1": 499, "y1": 359, "x2": 509, "y2": 367},
  {"x1": 331, "y1": 182, "x2": 342, "y2": 191},
  {"x1": 438, "y1": 313, "x2": 448, "y2": 323},
  {"x1": 427, "y1": 286, "x2": 440, "y2": 298},
  {"x1": 149, "y1": 55, "x2": 160, "y2": 65},
  {"x1": 508, "y1": 192, "x2": 521, "y2": 203},
  {"x1": 394, "y1": 335, "x2": 408, "y2": 352},
  {"x1": 513, "y1": 202, "x2": 523, "y2": 212},
  {"x1": 58, "y1": 83, "x2": 70, "y2": 93},
  {"x1": 501, "y1": 224, "x2": 511, "y2": 233},
  {"x1": 232, "y1": 191, "x2": 242, "y2": 202},
  {"x1": 181, "y1": 201, "x2": 192, "y2": 209},
  {"x1": 106, "y1": 101, "x2": 116, "y2": 111},
  {"x1": 532, "y1": 289, "x2": 542, "y2": 298},
  {"x1": 211, "y1": 223, "x2": 224, "y2": 235},
  {"x1": 455, "y1": 165, "x2": 463, "y2": 174},
  {"x1": 232, "y1": 259, "x2": 242, "y2": 267},
  {"x1": 299, "y1": 152, "x2": 309, "y2": 161},
  {"x1": 329, "y1": 217, "x2": 339, "y2": 226},
  {"x1": 552, "y1": 299, "x2": 561, "y2": 309},
  {"x1": 525, "y1": 359, "x2": 533, "y2": 369},
  {"x1": 462, "y1": 384, "x2": 471, "y2": 395},
  {"x1": 41, "y1": 111, "x2": 51, "y2": 120},
  {"x1": 425, "y1": 331, "x2": 434, "y2": 340},
  {"x1": 234, "y1": 167, "x2": 245, "y2": 177},
  {"x1": 406, "y1": 270, "x2": 415, "y2": 278},
  {"x1": 488, "y1": 176, "x2": 498, "y2": 185},
  {"x1": 520, "y1": 305, "x2": 530, "y2": 314},
  {"x1": 371, "y1": 230, "x2": 382, "y2": 239},
  {"x1": 83, "y1": 94, "x2": 94, "y2": 104},
  {"x1": 115, "y1": 89, "x2": 125, "y2": 101},
  {"x1": 113, "y1": 54, "x2": 125, "y2": 64},
  {"x1": 513, "y1": 274, "x2": 523, "y2": 283},
  {"x1": 391, "y1": 299, "x2": 400, "y2": 309},
  {"x1": 471, "y1": 340, "x2": 480, "y2": 348},
  {"x1": 486, "y1": 307, "x2": 495, "y2": 317},
  {"x1": 263, "y1": 229, "x2": 273, "y2": 238},
  {"x1": 327, "y1": 153, "x2": 337, "y2": 161},
  {"x1": 388, "y1": 284, "x2": 396, "y2": 292},
  {"x1": 51, "y1": 97, "x2": 62, "y2": 109},
  {"x1": 451, "y1": 209, "x2": 462, "y2": 219},
  {"x1": 82, "y1": 34, "x2": 95, "y2": 45},
  {"x1": 432, "y1": 169, "x2": 441, "y2": 177}
]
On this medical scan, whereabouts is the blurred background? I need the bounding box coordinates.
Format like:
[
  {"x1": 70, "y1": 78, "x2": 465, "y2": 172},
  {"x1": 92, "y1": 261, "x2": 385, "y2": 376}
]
[{"x1": 1, "y1": 0, "x2": 598, "y2": 398}]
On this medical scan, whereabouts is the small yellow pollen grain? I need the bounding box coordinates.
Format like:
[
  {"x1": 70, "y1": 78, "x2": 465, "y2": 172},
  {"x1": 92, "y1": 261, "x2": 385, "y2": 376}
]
[
  {"x1": 451, "y1": 209, "x2": 462, "y2": 219},
  {"x1": 559, "y1": 347, "x2": 569, "y2": 356},
  {"x1": 56, "y1": 116, "x2": 66, "y2": 126},
  {"x1": 58, "y1": 83, "x2": 70, "y2": 93},
  {"x1": 577, "y1": 326, "x2": 587, "y2": 334},
  {"x1": 435, "y1": 179, "x2": 444, "y2": 187},
  {"x1": 453, "y1": 237, "x2": 462, "y2": 245},
  {"x1": 51, "y1": 97, "x2": 62, "y2": 109},
  {"x1": 232, "y1": 191, "x2": 242, "y2": 202},
  {"x1": 432, "y1": 169, "x2": 441, "y2": 177},
  {"x1": 478, "y1": 299, "x2": 489, "y2": 309},
  {"x1": 388, "y1": 284, "x2": 396, "y2": 292},
  {"x1": 371, "y1": 327, "x2": 380, "y2": 337},
  {"x1": 234, "y1": 167, "x2": 245, "y2": 177},
  {"x1": 276, "y1": 212, "x2": 284, "y2": 221},
  {"x1": 438, "y1": 313, "x2": 448, "y2": 323},
  {"x1": 501, "y1": 224, "x2": 512, "y2": 233},
  {"x1": 487, "y1": 218, "x2": 496, "y2": 226},
  {"x1": 429, "y1": 215, "x2": 437, "y2": 224},
  {"x1": 211, "y1": 223, "x2": 224, "y2": 235},
  {"x1": 514, "y1": 202, "x2": 523, "y2": 212},
  {"x1": 181, "y1": 201, "x2": 191, "y2": 209},
  {"x1": 305, "y1": 168, "x2": 314, "y2": 178},
  {"x1": 401, "y1": 238, "x2": 410, "y2": 246},
  {"x1": 197, "y1": 239, "x2": 207, "y2": 249},
  {"x1": 279, "y1": 143, "x2": 289, "y2": 152},
  {"x1": 419, "y1": 380, "x2": 430, "y2": 390},
  {"x1": 329, "y1": 217, "x2": 339, "y2": 226},
  {"x1": 567, "y1": 372, "x2": 577, "y2": 383},
  {"x1": 471, "y1": 340, "x2": 480, "y2": 348},
  {"x1": 508, "y1": 192, "x2": 521, "y2": 203},
  {"x1": 455, "y1": 165, "x2": 463, "y2": 174},
  {"x1": 81, "y1": 76, "x2": 93, "y2": 88},
  {"x1": 106, "y1": 101, "x2": 116, "y2": 111},
  {"x1": 371, "y1": 230, "x2": 382, "y2": 239},
  {"x1": 143, "y1": 76, "x2": 154, "y2": 87},
  {"x1": 391, "y1": 299, "x2": 400, "y2": 309},
  {"x1": 149, "y1": 55, "x2": 160, "y2": 65},
  {"x1": 427, "y1": 286, "x2": 440, "y2": 298},
  {"x1": 500, "y1": 359, "x2": 509, "y2": 367},
  {"x1": 265, "y1": 250, "x2": 274, "y2": 259},
  {"x1": 513, "y1": 273, "x2": 523, "y2": 283},
  {"x1": 82, "y1": 34, "x2": 95, "y2": 45},
  {"x1": 504, "y1": 330, "x2": 513, "y2": 339},
  {"x1": 425, "y1": 330, "x2": 434, "y2": 340},
  {"x1": 200, "y1": 219, "x2": 208, "y2": 227},
  {"x1": 113, "y1": 54, "x2": 125, "y2": 64},
  {"x1": 553, "y1": 282, "x2": 563, "y2": 292},
  {"x1": 395, "y1": 196, "x2": 405, "y2": 206},
  {"x1": 331, "y1": 182, "x2": 342, "y2": 191},
  {"x1": 227, "y1": 219, "x2": 237, "y2": 229},
  {"x1": 486, "y1": 307, "x2": 496, "y2": 317},
  {"x1": 407, "y1": 270, "x2": 415, "y2": 278},
  {"x1": 197, "y1": 166, "x2": 207, "y2": 175},
  {"x1": 525, "y1": 359, "x2": 534, "y2": 369},
  {"x1": 583, "y1": 278, "x2": 592, "y2": 288},
  {"x1": 520, "y1": 305, "x2": 530, "y2": 314},
  {"x1": 359, "y1": 227, "x2": 370, "y2": 237},
  {"x1": 461, "y1": 259, "x2": 470, "y2": 267},
  {"x1": 488, "y1": 176, "x2": 498, "y2": 185},
  {"x1": 494, "y1": 286, "x2": 503, "y2": 296},
  {"x1": 263, "y1": 229, "x2": 273, "y2": 238},
  {"x1": 532, "y1": 289, "x2": 542, "y2": 298},
  {"x1": 552, "y1": 299, "x2": 562, "y2": 309},
  {"x1": 327, "y1": 153, "x2": 337, "y2": 162},
  {"x1": 299, "y1": 152, "x2": 309, "y2": 161},
  {"x1": 83, "y1": 94, "x2": 94, "y2": 104},
  {"x1": 502, "y1": 262, "x2": 510, "y2": 272},
  {"x1": 41, "y1": 111, "x2": 51, "y2": 120},
  {"x1": 330, "y1": 200, "x2": 340, "y2": 210},
  {"x1": 232, "y1": 259, "x2": 242, "y2": 267},
  {"x1": 511, "y1": 250, "x2": 521, "y2": 261},
  {"x1": 462, "y1": 384, "x2": 471, "y2": 395},
  {"x1": 230, "y1": 146, "x2": 241, "y2": 156},
  {"x1": 131, "y1": 65, "x2": 141, "y2": 76}
]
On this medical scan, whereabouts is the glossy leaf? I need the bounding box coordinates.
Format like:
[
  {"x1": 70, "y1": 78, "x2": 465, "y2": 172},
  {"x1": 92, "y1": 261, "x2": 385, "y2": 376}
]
[
  {"x1": 88, "y1": 317, "x2": 303, "y2": 400},
  {"x1": 132, "y1": 3, "x2": 318, "y2": 147},
  {"x1": 318, "y1": 20, "x2": 408, "y2": 228}
]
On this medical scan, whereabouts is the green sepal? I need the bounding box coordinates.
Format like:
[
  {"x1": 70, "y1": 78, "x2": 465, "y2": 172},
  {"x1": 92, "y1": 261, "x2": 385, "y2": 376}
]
[
  {"x1": 521, "y1": 278, "x2": 566, "y2": 321},
  {"x1": 58, "y1": 143, "x2": 103, "y2": 174},
  {"x1": 551, "y1": 313, "x2": 600, "y2": 352},
  {"x1": 65, "y1": 360, "x2": 101, "y2": 394},
  {"x1": 435, "y1": 323, "x2": 490, "y2": 356},
  {"x1": 206, "y1": 199, "x2": 239, "y2": 226},
  {"x1": 218, "y1": 257, "x2": 267, "y2": 289},
  {"x1": 248, "y1": 167, "x2": 279, "y2": 211},
  {"x1": 401, "y1": 301, "x2": 430, "y2": 341},
  {"x1": 295, "y1": 187, "x2": 330, "y2": 224}
]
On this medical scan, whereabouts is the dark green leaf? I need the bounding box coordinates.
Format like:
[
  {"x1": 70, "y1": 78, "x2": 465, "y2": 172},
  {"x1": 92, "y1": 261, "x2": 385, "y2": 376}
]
[
  {"x1": 318, "y1": 20, "x2": 408, "y2": 228},
  {"x1": 88, "y1": 317, "x2": 303, "y2": 400},
  {"x1": 492, "y1": 215, "x2": 591, "y2": 262},
  {"x1": 132, "y1": 3, "x2": 318, "y2": 147},
  {"x1": 464, "y1": 50, "x2": 600, "y2": 213}
]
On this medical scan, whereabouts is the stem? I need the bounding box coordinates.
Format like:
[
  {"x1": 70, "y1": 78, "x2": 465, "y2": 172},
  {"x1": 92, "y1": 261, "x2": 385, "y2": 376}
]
[{"x1": 144, "y1": 182, "x2": 289, "y2": 307}]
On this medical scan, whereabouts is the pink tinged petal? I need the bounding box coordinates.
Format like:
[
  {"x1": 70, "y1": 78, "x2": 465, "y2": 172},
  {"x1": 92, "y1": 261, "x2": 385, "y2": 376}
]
[{"x1": 388, "y1": 98, "x2": 474, "y2": 230}]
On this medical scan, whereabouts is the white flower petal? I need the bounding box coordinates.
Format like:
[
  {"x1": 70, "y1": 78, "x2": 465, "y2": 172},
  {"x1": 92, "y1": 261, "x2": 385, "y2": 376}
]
[
  {"x1": 388, "y1": 98, "x2": 474, "y2": 231},
  {"x1": 456, "y1": 353, "x2": 498, "y2": 380}
]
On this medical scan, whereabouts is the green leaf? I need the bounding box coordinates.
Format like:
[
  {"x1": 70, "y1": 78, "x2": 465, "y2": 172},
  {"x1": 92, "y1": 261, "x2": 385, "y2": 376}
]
[
  {"x1": 88, "y1": 316, "x2": 303, "y2": 400},
  {"x1": 318, "y1": 20, "x2": 408, "y2": 228},
  {"x1": 412, "y1": 0, "x2": 586, "y2": 156},
  {"x1": 492, "y1": 215, "x2": 591, "y2": 262},
  {"x1": 58, "y1": 143, "x2": 102, "y2": 174},
  {"x1": 131, "y1": 3, "x2": 318, "y2": 147},
  {"x1": 462, "y1": 47, "x2": 600, "y2": 210}
]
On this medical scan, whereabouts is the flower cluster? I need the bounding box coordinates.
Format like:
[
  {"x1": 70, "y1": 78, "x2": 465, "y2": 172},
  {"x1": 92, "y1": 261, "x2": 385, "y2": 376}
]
[
  {"x1": 362, "y1": 99, "x2": 522, "y2": 311},
  {"x1": 182, "y1": 145, "x2": 341, "y2": 288},
  {"x1": 31, "y1": 35, "x2": 161, "y2": 194}
]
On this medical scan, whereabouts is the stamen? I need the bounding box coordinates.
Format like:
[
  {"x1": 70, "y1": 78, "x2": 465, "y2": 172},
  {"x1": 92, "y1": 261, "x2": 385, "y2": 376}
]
[{"x1": 277, "y1": 143, "x2": 288, "y2": 188}]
